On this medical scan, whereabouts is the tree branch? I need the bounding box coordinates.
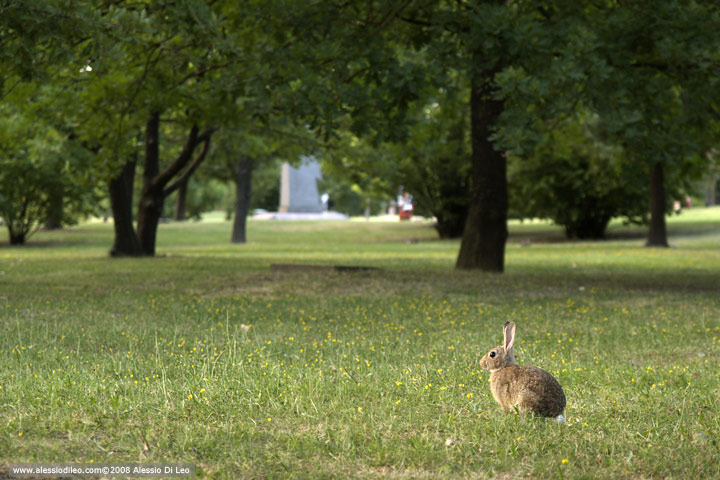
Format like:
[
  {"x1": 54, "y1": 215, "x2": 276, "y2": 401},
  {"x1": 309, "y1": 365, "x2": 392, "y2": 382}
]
[
  {"x1": 152, "y1": 125, "x2": 215, "y2": 191},
  {"x1": 374, "y1": 1, "x2": 414, "y2": 30},
  {"x1": 163, "y1": 133, "x2": 213, "y2": 197},
  {"x1": 151, "y1": 124, "x2": 199, "y2": 190},
  {"x1": 399, "y1": 15, "x2": 432, "y2": 27},
  {"x1": 177, "y1": 62, "x2": 230, "y2": 87}
]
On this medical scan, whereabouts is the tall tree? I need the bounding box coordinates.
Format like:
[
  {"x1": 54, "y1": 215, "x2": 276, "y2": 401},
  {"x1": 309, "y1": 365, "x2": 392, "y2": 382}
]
[
  {"x1": 0, "y1": 1, "x2": 103, "y2": 243},
  {"x1": 66, "y1": 0, "x2": 244, "y2": 256},
  {"x1": 441, "y1": 1, "x2": 720, "y2": 259},
  {"x1": 210, "y1": 123, "x2": 313, "y2": 244},
  {"x1": 230, "y1": 154, "x2": 254, "y2": 244},
  {"x1": 573, "y1": 1, "x2": 720, "y2": 247},
  {"x1": 456, "y1": 56, "x2": 507, "y2": 270},
  {"x1": 508, "y1": 113, "x2": 650, "y2": 239},
  {"x1": 0, "y1": 92, "x2": 98, "y2": 245},
  {"x1": 399, "y1": 1, "x2": 562, "y2": 271},
  {"x1": 136, "y1": 113, "x2": 214, "y2": 255}
]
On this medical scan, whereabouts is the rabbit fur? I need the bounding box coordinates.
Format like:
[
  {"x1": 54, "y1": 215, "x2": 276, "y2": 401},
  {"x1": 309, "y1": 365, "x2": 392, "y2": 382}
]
[{"x1": 480, "y1": 322, "x2": 566, "y2": 419}]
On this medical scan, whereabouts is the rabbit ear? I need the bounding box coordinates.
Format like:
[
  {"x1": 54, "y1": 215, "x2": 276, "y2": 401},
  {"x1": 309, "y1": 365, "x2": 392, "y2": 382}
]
[{"x1": 503, "y1": 322, "x2": 516, "y2": 352}]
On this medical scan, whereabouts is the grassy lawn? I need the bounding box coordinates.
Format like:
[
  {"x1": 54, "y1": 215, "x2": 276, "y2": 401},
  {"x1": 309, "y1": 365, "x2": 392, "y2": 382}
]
[{"x1": 1, "y1": 208, "x2": 719, "y2": 479}]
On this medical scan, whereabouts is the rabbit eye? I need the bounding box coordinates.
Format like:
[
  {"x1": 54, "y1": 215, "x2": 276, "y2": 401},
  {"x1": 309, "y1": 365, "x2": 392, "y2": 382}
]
[{"x1": 489, "y1": 351, "x2": 496, "y2": 358}]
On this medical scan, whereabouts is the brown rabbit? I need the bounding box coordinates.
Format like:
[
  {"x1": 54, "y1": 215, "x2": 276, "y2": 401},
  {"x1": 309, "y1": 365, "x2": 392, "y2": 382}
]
[{"x1": 479, "y1": 322, "x2": 566, "y2": 420}]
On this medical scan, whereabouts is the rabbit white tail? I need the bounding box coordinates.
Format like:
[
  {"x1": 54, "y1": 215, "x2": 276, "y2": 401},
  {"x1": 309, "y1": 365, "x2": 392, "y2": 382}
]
[{"x1": 554, "y1": 414, "x2": 565, "y2": 424}]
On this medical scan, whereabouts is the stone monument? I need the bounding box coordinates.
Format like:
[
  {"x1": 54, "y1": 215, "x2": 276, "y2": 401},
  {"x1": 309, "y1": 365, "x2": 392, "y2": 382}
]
[
  {"x1": 250, "y1": 156, "x2": 347, "y2": 220},
  {"x1": 279, "y1": 156, "x2": 323, "y2": 213}
]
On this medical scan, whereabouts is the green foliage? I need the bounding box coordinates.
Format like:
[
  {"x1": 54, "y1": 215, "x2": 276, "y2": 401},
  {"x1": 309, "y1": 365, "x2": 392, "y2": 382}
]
[
  {"x1": 208, "y1": 125, "x2": 316, "y2": 218},
  {"x1": 492, "y1": 1, "x2": 720, "y2": 245},
  {"x1": 0, "y1": 0, "x2": 96, "y2": 84},
  {"x1": 163, "y1": 177, "x2": 226, "y2": 221},
  {"x1": 0, "y1": 102, "x2": 98, "y2": 244},
  {"x1": 248, "y1": 159, "x2": 282, "y2": 212},
  {"x1": 323, "y1": 82, "x2": 471, "y2": 235},
  {"x1": 320, "y1": 129, "x2": 395, "y2": 216},
  {"x1": 566, "y1": 2, "x2": 719, "y2": 184},
  {"x1": 387, "y1": 85, "x2": 471, "y2": 238},
  {"x1": 316, "y1": 175, "x2": 385, "y2": 217},
  {"x1": 581, "y1": 1, "x2": 720, "y2": 163},
  {"x1": 265, "y1": 2, "x2": 429, "y2": 141},
  {"x1": 508, "y1": 114, "x2": 648, "y2": 239}
]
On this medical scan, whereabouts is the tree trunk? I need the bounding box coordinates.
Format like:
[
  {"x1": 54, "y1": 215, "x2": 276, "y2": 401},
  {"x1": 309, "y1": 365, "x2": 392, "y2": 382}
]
[
  {"x1": 136, "y1": 111, "x2": 164, "y2": 256},
  {"x1": 108, "y1": 159, "x2": 144, "y2": 256},
  {"x1": 435, "y1": 213, "x2": 467, "y2": 239},
  {"x1": 173, "y1": 178, "x2": 188, "y2": 221},
  {"x1": 646, "y1": 161, "x2": 669, "y2": 247},
  {"x1": 455, "y1": 71, "x2": 508, "y2": 271},
  {"x1": 706, "y1": 174, "x2": 718, "y2": 206},
  {"x1": 231, "y1": 154, "x2": 254, "y2": 244},
  {"x1": 45, "y1": 186, "x2": 64, "y2": 230},
  {"x1": 435, "y1": 112, "x2": 469, "y2": 239},
  {"x1": 9, "y1": 230, "x2": 26, "y2": 245},
  {"x1": 433, "y1": 183, "x2": 468, "y2": 239},
  {"x1": 133, "y1": 111, "x2": 213, "y2": 256},
  {"x1": 564, "y1": 216, "x2": 611, "y2": 240}
]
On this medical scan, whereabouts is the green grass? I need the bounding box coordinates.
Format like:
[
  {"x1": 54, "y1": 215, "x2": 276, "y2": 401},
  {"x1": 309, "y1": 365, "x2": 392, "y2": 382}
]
[{"x1": 1, "y1": 208, "x2": 719, "y2": 479}]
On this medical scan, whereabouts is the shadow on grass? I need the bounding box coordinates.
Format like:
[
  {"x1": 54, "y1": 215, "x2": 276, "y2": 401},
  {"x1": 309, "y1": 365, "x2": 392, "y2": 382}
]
[
  {"x1": 196, "y1": 265, "x2": 720, "y2": 304},
  {"x1": 508, "y1": 224, "x2": 719, "y2": 244}
]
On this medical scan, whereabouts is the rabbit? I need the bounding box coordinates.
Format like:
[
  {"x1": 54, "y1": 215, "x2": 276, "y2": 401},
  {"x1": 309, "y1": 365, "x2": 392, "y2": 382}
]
[{"x1": 479, "y1": 321, "x2": 566, "y2": 421}]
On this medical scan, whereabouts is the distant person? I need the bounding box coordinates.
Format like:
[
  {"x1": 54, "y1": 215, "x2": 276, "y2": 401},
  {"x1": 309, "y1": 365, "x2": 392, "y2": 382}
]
[{"x1": 399, "y1": 192, "x2": 413, "y2": 220}]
